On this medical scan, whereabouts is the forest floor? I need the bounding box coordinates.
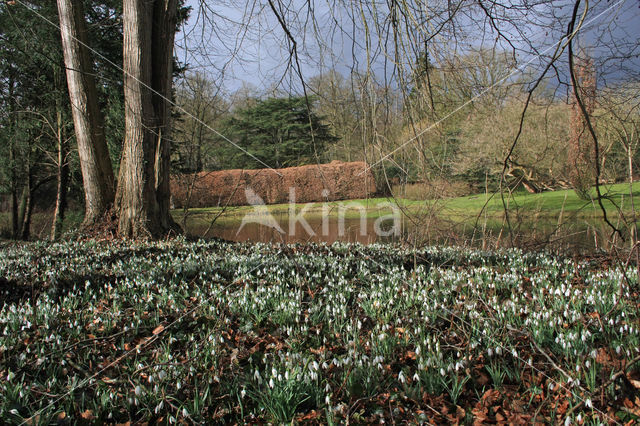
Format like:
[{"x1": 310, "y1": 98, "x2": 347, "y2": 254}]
[{"x1": 1, "y1": 239, "x2": 639, "y2": 423}]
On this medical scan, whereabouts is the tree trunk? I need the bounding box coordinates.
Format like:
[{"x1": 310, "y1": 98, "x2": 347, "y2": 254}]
[
  {"x1": 57, "y1": 0, "x2": 115, "y2": 225},
  {"x1": 18, "y1": 170, "x2": 32, "y2": 241},
  {"x1": 7, "y1": 74, "x2": 20, "y2": 239},
  {"x1": 17, "y1": 183, "x2": 27, "y2": 240},
  {"x1": 51, "y1": 106, "x2": 69, "y2": 241},
  {"x1": 10, "y1": 189, "x2": 19, "y2": 240},
  {"x1": 21, "y1": 190, "x2": 33, "y2": 241},
  {"x1": 115, "y1": 0, "x2": 180, "y2": 238}
]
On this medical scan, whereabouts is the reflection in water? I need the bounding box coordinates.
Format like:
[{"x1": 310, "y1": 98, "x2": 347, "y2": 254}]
[
  {"x1": 185, "y1": 213, "x2": 632, "y2": 254},
  {"x1": 194, "y1": 217, "x2": 402, "y2": 245}
]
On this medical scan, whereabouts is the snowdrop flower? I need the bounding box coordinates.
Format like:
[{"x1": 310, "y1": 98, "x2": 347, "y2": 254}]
[
  {"x1": 585, "y1": 398, "x2": 593, "y2": 409},
  {"x1": 269, "y1": 378, "x2": 275, "y2": 389}
]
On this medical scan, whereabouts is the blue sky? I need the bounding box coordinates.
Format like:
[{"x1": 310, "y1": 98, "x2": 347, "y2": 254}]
[{"x1": 174, "y1": 0, "x2": 640, "y2": 96}]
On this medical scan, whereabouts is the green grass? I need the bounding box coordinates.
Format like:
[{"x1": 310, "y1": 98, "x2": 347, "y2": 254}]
[
  {"x1": 172, "y1": 182, "x2": 640, "y2": 228},
  {"x1": 3, "y1": 182, "x2": 636, "y2": 241},
  {"x1": 171, "y1": 197, "x2": 412, "y2": 228},
  {"x1": 440, "y1": 182, "x2": 640, "y2": 217}
]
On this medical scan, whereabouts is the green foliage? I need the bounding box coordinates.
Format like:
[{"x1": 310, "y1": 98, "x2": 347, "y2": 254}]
[
  {"x1": 216, "y1": 96, "x2": 337, "y2": 169},
  {"x1": 0, "y1": 1, "x2": 124, "y2": 225},
  {"x1": 0, "y1": 239, "x2": 638, "y2": 422}
]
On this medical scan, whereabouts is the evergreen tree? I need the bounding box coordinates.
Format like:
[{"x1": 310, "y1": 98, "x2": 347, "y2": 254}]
[{"x1": 218, "y1": 96, "x2": 337, "y2": 169}]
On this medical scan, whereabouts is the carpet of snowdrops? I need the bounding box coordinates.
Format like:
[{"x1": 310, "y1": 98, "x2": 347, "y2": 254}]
[{"x1": 0, "y1": 238, "x2": 639, "y2": 424}]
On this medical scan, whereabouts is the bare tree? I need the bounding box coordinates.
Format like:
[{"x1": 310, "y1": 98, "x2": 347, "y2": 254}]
[
  {"x1": 56, "y1": 0, "x2": 115, "y2": 225},
  {"x1": 115, "y1": 0, "x2": 181, "y2": 237}
]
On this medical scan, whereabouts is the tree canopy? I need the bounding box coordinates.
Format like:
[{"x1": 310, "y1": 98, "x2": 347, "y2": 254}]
[{"x1": 217, "y1": 96, "x2": 337, "y2": 169}]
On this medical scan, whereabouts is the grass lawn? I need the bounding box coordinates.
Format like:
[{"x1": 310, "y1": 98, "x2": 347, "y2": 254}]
[
  {"x1": 440, "y1": 182, "x2": 640, "y2": 218},
  {"x1": 172, "y1": 182, "x2": 640, "y2": 227},
  {"x1": 0, "y1": 239, "x2": 638, "y2": 423}
]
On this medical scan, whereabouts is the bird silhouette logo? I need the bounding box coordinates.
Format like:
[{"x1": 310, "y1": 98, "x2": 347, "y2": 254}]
[{"x1": 236, "y1": 187, "x2": 285, "y2": 235}]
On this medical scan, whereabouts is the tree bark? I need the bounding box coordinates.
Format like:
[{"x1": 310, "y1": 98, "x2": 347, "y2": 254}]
[
  {"x1": 115, "y1": 0, "x2": 180, "y2": 238},
  {"x1": 51, "y1": 105, "x2": 69, "y2": 241},
  {"x1": 57, "y1": 0, "x2": 115, "y2": 225},
  {"x1": 18, "y1": 169, "x2": 32, "y2": 241},
  {"x1": 7, "y1": 74, "x2": 20, "y2": 239}
]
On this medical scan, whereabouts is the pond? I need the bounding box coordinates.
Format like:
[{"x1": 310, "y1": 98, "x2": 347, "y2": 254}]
[{"x1": 182, "y1": 210, "x2": 633, "y2": 254}]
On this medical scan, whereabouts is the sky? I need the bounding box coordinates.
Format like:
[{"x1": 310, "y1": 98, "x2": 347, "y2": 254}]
[{"x1": 174, "y1": 0, "x2": 640, "y2": 97}]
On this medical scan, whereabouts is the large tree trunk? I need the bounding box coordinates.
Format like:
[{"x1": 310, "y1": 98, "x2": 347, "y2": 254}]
[
  {"x1": 116, "y1": 0, "x2": 180, "y2": 238},
  {"x1": 57, "y1": 0, "x2": 115, "y2": 225}
]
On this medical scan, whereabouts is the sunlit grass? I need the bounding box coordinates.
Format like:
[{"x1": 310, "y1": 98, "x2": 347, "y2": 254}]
[{"x1": 171, "y1": 182, "x2": 640, "y2": 228}]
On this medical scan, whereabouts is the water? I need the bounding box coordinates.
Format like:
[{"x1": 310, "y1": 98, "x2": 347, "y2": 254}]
[{"x1": 183, "y1": 212, "x2": 633, "y2": 253}]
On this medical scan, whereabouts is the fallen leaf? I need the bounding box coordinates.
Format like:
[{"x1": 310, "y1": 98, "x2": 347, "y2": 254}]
[
  {"x1": 300, "y1": 410, "x2": 320, "y2": 420},
  {"x1": 310, "y1": 346, "x2": 325, "y2": 355},
  {"x1": 80, "y1": 409, "x2": 95, "y2": 420},
  {"x1": 475, "y1": 371, "x2": 490, "y2": 387},
  {"x1": 472, "y1": 406, "x2": 488, "y2": 425},
  {"x1": 152, "y1": 325, "x2": 164, "y2": 335}
]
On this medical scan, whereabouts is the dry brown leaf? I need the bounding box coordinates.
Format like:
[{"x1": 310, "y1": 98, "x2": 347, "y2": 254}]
[
  {"x1": 152, "y1": 325, "x2": 164, "y2": 335},
  {"x1": 300, "y1": 410, "x2": 320, "y2": 420},
  {"x1": 475, "y1": 371, "x2": 490, "y2": 387},
  {"x1": 472, "y1": 406, "x2": 488, "y2": 425},
  {"x1": 80, "y1": 409, "x2": 95, "y2": 420},
  {"x1": 309, "y1": 346, "x2": 325, "y2": 355},
  {"x1": 481, "y1": 388, "x2": 500, "y2": 406}
]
